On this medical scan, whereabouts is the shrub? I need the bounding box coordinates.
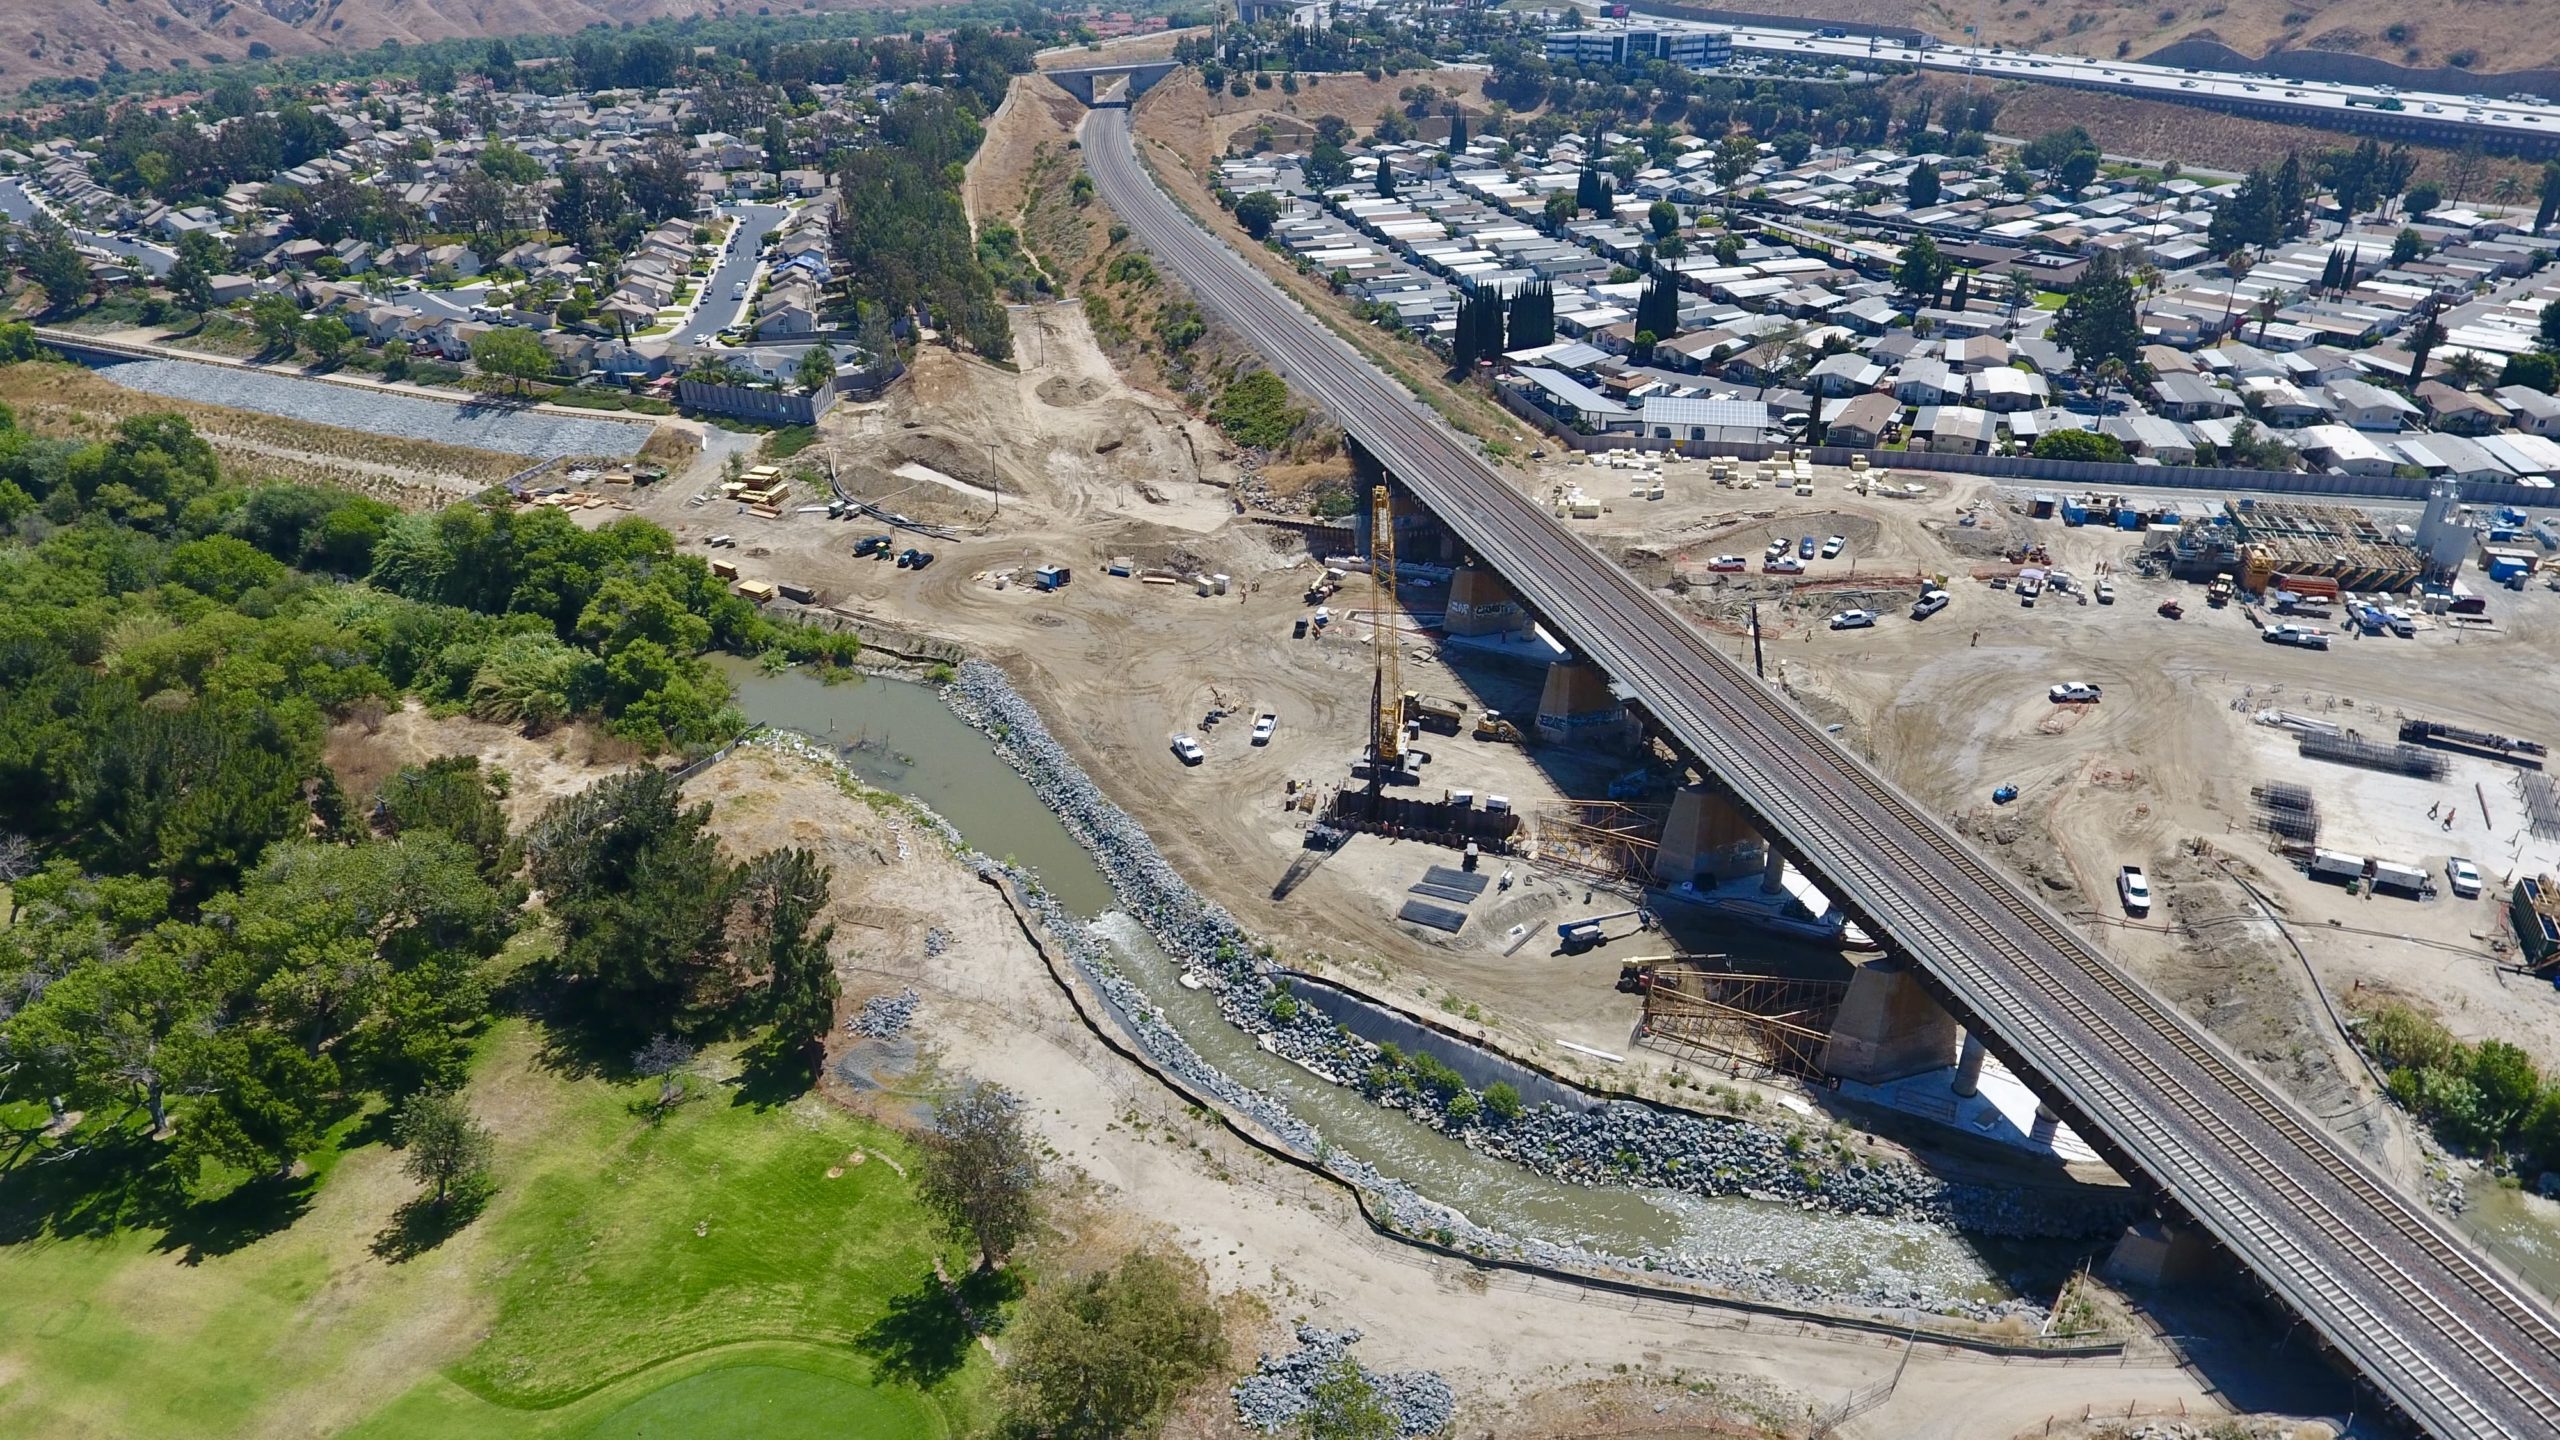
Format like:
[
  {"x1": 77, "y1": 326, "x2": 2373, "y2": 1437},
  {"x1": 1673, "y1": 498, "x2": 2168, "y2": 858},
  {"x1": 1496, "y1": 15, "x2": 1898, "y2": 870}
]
[{"x1": 1482, "y1": 1081, "x2": 1523, "y2": 1122}]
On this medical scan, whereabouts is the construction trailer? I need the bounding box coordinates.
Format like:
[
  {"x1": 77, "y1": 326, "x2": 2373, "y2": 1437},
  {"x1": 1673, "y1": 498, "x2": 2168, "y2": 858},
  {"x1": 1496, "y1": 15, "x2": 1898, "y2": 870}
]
[{"x1": 2511, "y1": 875, "x2": 2560, "y2": 969}]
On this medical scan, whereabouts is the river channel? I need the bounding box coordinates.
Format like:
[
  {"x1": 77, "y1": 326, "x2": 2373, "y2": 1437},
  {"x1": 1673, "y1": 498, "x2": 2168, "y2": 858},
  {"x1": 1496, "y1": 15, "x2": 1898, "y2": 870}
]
[{"x1": 716, "y1": 658, "x2": 2043, "y2": 1306}]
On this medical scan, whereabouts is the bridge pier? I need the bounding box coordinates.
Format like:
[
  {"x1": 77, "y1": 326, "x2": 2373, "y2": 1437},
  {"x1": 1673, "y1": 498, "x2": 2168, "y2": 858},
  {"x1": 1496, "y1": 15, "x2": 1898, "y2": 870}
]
[
  {"x1": 1651, "y1": 785, "x2": 1765, "y2": 886},
  {"x1": 1444, "y1": 565, "x2": 1527, "y2": 637},
  {"x1": 1534, "y1": 660, "x2": 1629, "y2": 747},
  {"x1": 1818, "y1": 959, "x2": 1963, "y2": 1083},
  {"x1": 2103, "y1": 1217, "x2": 2217, "y2": 1288},
  {"x1": 1950, "y1": 1031, "x2": 1987, "y2": 1097}
]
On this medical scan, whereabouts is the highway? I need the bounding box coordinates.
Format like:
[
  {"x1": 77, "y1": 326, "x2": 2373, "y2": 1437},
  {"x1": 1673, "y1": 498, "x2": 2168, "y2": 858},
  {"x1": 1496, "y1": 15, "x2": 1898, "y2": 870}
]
[
  {"x1": 1665, "y1": 16, "x2": 2560, "y2": 153},
  {"x1": 1080, "y1": 101, "x2": 2560, "y2": 1439}
]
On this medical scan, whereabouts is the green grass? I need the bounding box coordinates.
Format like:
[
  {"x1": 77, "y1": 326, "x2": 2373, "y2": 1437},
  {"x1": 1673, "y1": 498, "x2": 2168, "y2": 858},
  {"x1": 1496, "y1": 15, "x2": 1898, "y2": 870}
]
[
  {"x1": 764, "y1": 424, "x2": 819, "y2": 459},
  {"x1": 2033, "y1": 291, "x2": 2069, "y2": 311},
  {"x1": 0, "y1": 1019, "x2": 990, "y2": 1440}
]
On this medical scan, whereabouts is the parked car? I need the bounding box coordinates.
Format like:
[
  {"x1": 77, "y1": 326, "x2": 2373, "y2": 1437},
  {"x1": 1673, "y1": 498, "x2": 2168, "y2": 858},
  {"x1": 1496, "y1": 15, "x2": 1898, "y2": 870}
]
[
  {"x1": 2447, "y1": 857, "x2": 2484, "y2": 899},
  {"x1": 1911, "y1": 589, "x2": 1950, "y2": 620},
  {"x1": 2118, "y1": 865, "x2": 2152, "y2": 917},
  {"x1": 896, "y1": 547, "x2": 936, "y2": 570},
  {"x1": 1798, "y1": 535, "x2": 1818, "y2": 559},
  {"x1": 1171, "y1": 734, "x2": 1205, "y2": 765},
  {"x1": 1707, "y1": 554, "x2": 1748, "y2": 572},
  {"x1": 2049, "y1": 682, "x2": 2103, "y2": 703},
  {"x1": 730, "y1": 281, "x2": 746, "y2": 301},
  {"x1": 2094, "y1": 579, "x2": 2115, "y2": 604},
  {"x1": 1251, "y1": 712, "x2": 1278, "y2": 745},
  {"x1": 1764, "y1": 556, "x2": 1805, "y2": 575},
  {"x1": 855, "y1": 534, "x2": 892, "y2": 557},
  {"x1": 1828, "y1": 609, "x2": 1877, "y2": 630},
  {"x1": 1820, "y1": 535, "x2": 1846, "y2": 559},
  {"x1": 1765, "y1": 539, "x2": 1789, "y2": 560}
]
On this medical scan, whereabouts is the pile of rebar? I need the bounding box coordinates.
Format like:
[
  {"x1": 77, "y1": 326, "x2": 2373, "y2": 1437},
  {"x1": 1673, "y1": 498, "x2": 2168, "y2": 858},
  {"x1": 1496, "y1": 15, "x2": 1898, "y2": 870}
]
[
  {"x1": 2252, "y1": 782, "x2": 2321, "y2": 843},
  {"x1": 2298, "y1": 730, "x2": 2448, "y2": 780}
]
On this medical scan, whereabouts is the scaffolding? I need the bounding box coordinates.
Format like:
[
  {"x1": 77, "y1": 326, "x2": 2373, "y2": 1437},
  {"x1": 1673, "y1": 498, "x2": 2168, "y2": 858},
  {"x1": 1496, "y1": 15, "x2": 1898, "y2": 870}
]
[
  {"x1": 2223, "y1": 500, "x2": 2423, "y2": 593},
  {"x1": 1638, "y1": 963, "x2": 1849, "y2": 1078},
  {"x1": 1529, "y1": 800, "x2": 1667, "y2": 884}
]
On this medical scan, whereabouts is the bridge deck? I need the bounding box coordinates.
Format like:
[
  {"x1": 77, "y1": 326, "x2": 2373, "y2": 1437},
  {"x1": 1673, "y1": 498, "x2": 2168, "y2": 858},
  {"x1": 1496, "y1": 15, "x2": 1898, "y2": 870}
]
[{"x1": 1079, "y1": 104, "x2": 2560, "y2": 1439}]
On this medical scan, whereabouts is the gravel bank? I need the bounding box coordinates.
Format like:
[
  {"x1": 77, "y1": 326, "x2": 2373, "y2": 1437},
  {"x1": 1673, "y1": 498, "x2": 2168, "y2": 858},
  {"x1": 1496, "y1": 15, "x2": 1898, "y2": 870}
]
[
  {"x1": 85, "y1": 357, "x2": 649, "y2": 458},
  {"x1": 1232, "y1": 1326, "x2": 1455, "y2": 1435}
]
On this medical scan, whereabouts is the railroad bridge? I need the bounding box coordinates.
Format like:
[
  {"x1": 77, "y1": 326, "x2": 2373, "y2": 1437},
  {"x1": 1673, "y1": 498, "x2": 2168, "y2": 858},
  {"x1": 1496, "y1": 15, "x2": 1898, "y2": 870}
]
[
  {"x1": 1078, "y1": 101, "x2": 2560, "y2": 1439},
  {"x1": 1043, "y1": 60, "x2": 1178, "y2": 108}
]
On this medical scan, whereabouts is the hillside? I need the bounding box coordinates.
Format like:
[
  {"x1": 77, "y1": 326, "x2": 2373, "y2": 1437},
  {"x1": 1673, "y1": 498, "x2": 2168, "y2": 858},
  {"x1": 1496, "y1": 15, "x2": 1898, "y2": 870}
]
[
  {"x1": 1695, "y1": 0, "x2": 2560, "y2": 81},
  {"x1": 0, "y1": 0, "x2": 901, "y2": 94}
]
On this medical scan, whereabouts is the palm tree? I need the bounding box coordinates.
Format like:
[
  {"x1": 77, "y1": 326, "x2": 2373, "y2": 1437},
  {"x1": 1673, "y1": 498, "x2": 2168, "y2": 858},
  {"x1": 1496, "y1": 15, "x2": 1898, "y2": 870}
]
[
  {"x1": 2094, "y1": 356, "x2": 2129, "y2": 415},
  {"x1": 2253, "y1": 292, "x2": 2285, "y2": 345},
  {"x1": 2494, "y1": 174, "x2": 2527, "y2": 213},
  {"x1": 2219, "y1": 250, "x2": 2252, "y2": 337},
  {"x1": 2440, "y1": 350, "x2": 2495, "y2": 390}
]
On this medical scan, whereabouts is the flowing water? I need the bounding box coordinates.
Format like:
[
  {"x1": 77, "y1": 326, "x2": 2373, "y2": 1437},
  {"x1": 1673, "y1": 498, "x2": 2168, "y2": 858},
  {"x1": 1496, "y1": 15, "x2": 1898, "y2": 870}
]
[
  {"x1": 2459, "y1": 1173, "x2": 2560, "y2": 1303},
  {"x1": 717, "y1": 658, "x2": 2031, "y2": 1302}
]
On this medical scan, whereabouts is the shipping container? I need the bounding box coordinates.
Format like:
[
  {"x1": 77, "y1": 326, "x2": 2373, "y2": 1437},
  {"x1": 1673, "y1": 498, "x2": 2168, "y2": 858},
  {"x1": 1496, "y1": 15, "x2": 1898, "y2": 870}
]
[{"x1": 2308, "y1": 849, "x2": 2368, "y2": 884}]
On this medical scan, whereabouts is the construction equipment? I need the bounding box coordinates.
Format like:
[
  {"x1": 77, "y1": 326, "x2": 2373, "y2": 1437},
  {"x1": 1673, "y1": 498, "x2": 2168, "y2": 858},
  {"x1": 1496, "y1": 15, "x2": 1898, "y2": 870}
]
[
  {"x1": 1473, "y1": 710, "x2": 1524, "y2": 743},
  {"x1": 1404, "y1": 691, "x2": 1467, "y2": 734},
  {"x1": 1558, "y1": 907, "x2": 1651, "y2": 953},
  {"x1": 1369, "y1": 485, "x2": 1404, "y2": 778},
  {"x1": 2207, "y1": 572, "x2": 2235, "y2": 606}
]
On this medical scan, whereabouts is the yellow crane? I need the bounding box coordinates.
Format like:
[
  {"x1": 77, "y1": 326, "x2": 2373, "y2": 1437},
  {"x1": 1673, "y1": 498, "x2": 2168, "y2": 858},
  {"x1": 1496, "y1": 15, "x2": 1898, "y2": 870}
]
[{"x1": 1370, "y1": 483, "x2": 1403, "y2": 772}]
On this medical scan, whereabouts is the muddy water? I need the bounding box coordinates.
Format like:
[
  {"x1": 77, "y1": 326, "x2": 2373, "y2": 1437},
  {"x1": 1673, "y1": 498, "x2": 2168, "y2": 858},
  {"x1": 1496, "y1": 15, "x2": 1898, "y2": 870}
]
[
  {"x1": 720, "y1": 659, "x2": 2019, "y2": 1302},
  {"x1": 2460, "y1": 1175, "x2": 2560, "y2": 1303}
]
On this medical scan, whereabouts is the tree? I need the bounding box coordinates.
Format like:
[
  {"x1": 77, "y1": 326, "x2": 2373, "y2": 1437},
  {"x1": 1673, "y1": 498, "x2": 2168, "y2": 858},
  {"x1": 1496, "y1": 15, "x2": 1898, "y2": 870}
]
[
  {"x1": 764, "y1": 115, "x2": 793, "y2": 180},
  {"x1": 915, "y1": 1080, "x2": 1040, "y2": 1270},
  {"x1": 2406, "y1": 305, "x2": 2446, "y2": 388},
  {"x1": 1713, "y1": 134, "x2": 1758, "y2": 213},
  {"x1": 2021, "y1": 125, "x2": 2095, "y2": 172},
  {"x1": 378, "y1": 755, "x2": 515, "y2": 881},
  {"x1": 1634, "y1": 266, "x2": 1679, "y2": 344},
  {"x1": 2503, "y1": 351, "x2": 2560, "y2": 394},
  {"x1": 2472, "y1": 1040, "x2": 2543, "y2": 1136},
  {"x1": 169, "y1": 229, "x2": 224, "y2": 312},
  {"x1": 796, "y1": 345, "x2": 837, "y2": 395},
  {"x1": 1507, "y1": 281, "x2": 1555, "y2": 351},
  {"x1": 1235, "y1": 190, "x2": 1282, "y2": 240},
  {"x1": 2539, "y1": 161, "x2": 2560, "y2": 233},
  {"x1": 1000, "y1": 1248, "x2": 1229, "y2": 1438},
  {"x1": 17, "y1": 221, "x2": 90, "y2": 312},
  {"x1": 1299, "y1": 1357, "x2": 1399, "y2": 1440},
  {"x1": 1575, "y1": 162, "x2": 1608, "y2": 214},
  {"x1": 1373, "y1": 157, "x2": 1397, "y2": 199},
  {"x1": 2441, "y1": 351, "x2": 2496, "y2": 390},
  {"x1": 301, "y1": 314, "x2": 352, "y2": 367},
  {"x1": 1542, "y1": 190, "x2": 1576, "y2": 233},
  {"x1": 742, "y1": 847, "x2": 838, "y2": 1060},
  {"x1": 1896, "y1": 233, "x2": 1949, "y2": 305},
  {"x1": 525, "y1": 769, "x2": 744, "y2": 1035},
  {"x1": 2405, "y1": 181, "x2": 2442, "y2": 217},
  {"x1": 2540, "y1": 302, "x2": 2560, "y2": 353},
  {"x1": 394, "y1": 1089, "x2": 495, "y2": 1210},
  {"x1": 2055, "y1": 148, "x2": 2101, "y2": 197},
  {"x1": 2391, "y1": 227, "x2": 2424, "y2": 266},
  {"x1": 1906, "y1": 159, "x2": 1941, "y2": 210},
  {"x1": 2056, "y1": 251, "x2": 2141, "y2": 378},
  {"x1": 1647, "y1": 199, "x2": 1681, "y2": 243},
  {"x1": 1305, "y1": 139, "x2": 1351, "y2": 190},
  {"x1": 470, "y1": 326, "x2": 553, "y2": 394},
  {"x1": 248, "y1": 294, "x2": 304, "y2": 353},
  {"x1": 2032, "y1": 429, "x2": 2128, "y2": 462}
]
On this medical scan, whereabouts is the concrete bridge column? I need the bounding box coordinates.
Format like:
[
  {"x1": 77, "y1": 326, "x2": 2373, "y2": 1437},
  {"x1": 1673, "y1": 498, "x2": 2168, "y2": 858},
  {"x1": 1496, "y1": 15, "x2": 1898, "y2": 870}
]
[
  {"x1": 1950, "y1": 1031, "x2": 1987, "y2": 1097},
  {"x1": 1443, "y1": 565, "x2": 1526, "y2": 636},
  {"x1": 2104, "y1": 1218, "x2": 2215, "y2": 1288},
  {"x1": 1759, "y1": 844, "x2": 1788, "y2": 894},
  {"x1": 1533, "y1": 660, "x2": 1620, "y2": 745},
  {"x1": 1651, "y1": 786, "x2": 1764, "y2": 887},
  {"x1": 1818, "y1": 959, "x2": 1963, "y2": 1083}
]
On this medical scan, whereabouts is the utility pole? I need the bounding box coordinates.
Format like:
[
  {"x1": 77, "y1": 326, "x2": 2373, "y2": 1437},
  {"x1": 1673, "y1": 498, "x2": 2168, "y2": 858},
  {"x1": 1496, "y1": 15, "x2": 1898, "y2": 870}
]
[{"x1": 1749, "y1": 601, "x2": 1765, "y2": 678}]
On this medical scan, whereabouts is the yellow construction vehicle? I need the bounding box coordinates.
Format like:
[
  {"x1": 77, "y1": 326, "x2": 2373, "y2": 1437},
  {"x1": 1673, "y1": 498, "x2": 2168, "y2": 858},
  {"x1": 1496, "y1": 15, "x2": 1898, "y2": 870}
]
[{"x1": 1473, "y1": 710, "x2": 1524, "y2": 743}]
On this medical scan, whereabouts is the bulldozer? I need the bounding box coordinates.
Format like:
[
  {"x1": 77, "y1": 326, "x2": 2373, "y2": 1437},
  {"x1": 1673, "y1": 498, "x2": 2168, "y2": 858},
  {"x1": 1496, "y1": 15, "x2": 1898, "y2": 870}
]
[{"x1": 1473, "y1": 710, "x2": 1525, "y2": 744}]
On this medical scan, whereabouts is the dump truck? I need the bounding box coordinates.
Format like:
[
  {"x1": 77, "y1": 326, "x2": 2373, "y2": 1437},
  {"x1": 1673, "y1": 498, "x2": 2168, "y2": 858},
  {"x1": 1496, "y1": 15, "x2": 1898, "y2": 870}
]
[
  {"x1": 2207, "y1": 573, "x2": 2235, "y2": 606},
  {"x1": 1403, "y1": 692, "x2": 1467, "y2": 734}
]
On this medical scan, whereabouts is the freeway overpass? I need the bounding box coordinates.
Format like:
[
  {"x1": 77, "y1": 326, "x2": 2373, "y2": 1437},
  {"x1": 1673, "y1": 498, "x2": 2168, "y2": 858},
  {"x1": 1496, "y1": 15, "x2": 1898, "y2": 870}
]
[
  {"x1": 1077, "y1": 102, "x2": 2560, "y2": 1439},
  {"x1": 1685, "y1": 16, "x2": 2560, "y2": 155}
]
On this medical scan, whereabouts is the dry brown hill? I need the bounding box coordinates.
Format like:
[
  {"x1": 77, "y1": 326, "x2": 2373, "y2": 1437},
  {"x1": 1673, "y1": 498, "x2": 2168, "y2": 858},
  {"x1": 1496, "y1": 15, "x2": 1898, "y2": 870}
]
[{"x1": 0, "y1": 0, "x2": 900, "y2": 95}]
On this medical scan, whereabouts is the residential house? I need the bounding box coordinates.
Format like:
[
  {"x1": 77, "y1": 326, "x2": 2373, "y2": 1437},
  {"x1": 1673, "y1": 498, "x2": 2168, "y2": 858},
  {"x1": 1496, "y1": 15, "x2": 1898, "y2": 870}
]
[
  {"x1": 1892, "y1": 357, "x2": 1961, "y2": 406},
  {"x1": 2415, "y1": 383, "x2": 2510, "y2": 436},
  {"x1": 2495, "y1": 385, "x2": 2560, "y2": 438},
  {"x1": 1969, "y1": 366, "x2": 2047, "y2": 413},
  {"x1": 1909, "y1": 404, "x2": 1995, "y2": 454},
  {"x1": 1822, "y1": 392, "x2": 1901, "y2": 448},
  {"x1": 2324, "y1": 378, "x2": 2420, "y2": 432},
  {"x1": 2293, "y1": 423, "x2": 2397, "y2": 476},
  {"x1": 754, "y1": 280, "x2": 820, "y2": 339},
  {"x1": 2148, "y1": 372, "x2": 2241, "y2": 421},
  {"x1": 1805, "y1": 352, "x2": 1885, "y2": 397}
]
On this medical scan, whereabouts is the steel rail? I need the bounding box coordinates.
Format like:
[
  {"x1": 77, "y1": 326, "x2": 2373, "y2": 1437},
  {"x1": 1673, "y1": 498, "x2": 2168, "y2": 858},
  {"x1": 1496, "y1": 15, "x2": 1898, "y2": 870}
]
[{"x1": 1079, "y1": 106, "x2": 2560, "y2": 1438}]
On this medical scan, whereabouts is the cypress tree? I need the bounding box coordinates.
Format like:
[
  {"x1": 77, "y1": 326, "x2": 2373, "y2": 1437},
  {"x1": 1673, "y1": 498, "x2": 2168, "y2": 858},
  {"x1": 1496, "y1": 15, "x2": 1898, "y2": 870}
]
[
  {"x1": 1508, "y1": 280, "x2": 1555, "y2": 350},
  {"x1": 1449, "y1": 110, "x2": 1468, "y2": 153}
]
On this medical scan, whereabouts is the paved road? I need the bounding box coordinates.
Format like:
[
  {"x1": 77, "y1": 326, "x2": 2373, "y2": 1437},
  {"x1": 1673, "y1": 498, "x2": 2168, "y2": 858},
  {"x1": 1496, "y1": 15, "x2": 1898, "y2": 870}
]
[
  {"x1": 676, "y1": 202, "x2": 790, "y2": 344},
  {"x1": 1700, "y1": 18, "x2": 2560, "y2": 152},
  {"x1": 1080, "y1": 102, "x2": 2560, "y2": 1440},
  {"x1": 0, "y1": 178, "x2": 176, "y2": 277}
]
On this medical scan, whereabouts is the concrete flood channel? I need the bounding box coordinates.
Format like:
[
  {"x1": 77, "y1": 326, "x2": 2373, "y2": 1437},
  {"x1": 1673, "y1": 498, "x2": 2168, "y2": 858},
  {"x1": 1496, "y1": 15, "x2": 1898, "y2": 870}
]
[{"x1": 716, "y1": 657, "x2": 2115, "y2": 1322}]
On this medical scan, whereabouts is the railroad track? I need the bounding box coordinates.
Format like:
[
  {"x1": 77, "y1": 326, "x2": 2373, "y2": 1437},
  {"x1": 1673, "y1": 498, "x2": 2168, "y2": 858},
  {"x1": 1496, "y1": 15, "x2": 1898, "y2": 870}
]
[{"x1": 1079, "y1": 106, "x2": 2560, "y2": 1438}]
